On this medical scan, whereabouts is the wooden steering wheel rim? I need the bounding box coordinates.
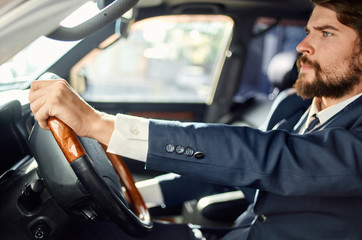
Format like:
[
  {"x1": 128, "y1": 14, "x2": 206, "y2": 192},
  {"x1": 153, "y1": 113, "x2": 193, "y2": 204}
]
[{"x1": 47, "y1": 116, "x2": 150, "y2": 223}]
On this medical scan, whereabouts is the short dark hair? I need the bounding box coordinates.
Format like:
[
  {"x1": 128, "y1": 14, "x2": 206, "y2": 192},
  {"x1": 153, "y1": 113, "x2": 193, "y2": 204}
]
[{"x1": 310, "y1": 0, "x2": 362, "y2": 48}]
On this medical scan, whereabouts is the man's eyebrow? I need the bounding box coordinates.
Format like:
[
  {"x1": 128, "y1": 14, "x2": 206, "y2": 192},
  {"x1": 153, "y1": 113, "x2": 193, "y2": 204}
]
[{"x1": 305, "y1": 25, "x2": 340, "y2": 32}]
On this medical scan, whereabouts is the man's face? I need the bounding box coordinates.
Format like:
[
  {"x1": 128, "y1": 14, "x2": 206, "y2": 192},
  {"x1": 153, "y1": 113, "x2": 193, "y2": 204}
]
[{"x1": 294, "y1": 5, "x2": 362, "y2": 99}]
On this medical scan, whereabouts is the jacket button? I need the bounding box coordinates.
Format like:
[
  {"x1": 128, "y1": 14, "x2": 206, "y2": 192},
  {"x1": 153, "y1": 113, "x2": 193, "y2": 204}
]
[
  {"x1": 194, "y1": 152, "x2": 204, "y2": 159},
  {"x1": 165, "y1": 144, "x2": 175, "y2": 153},
  {"x1": 257, "y1": 214, "x2": 267, "y2": 222},
  {"x1": 175, "y1": 145, "x2": 185, "y2": 154},
  {"x1": 185, "y1": 147, "x2": 194, "y2": 157}
]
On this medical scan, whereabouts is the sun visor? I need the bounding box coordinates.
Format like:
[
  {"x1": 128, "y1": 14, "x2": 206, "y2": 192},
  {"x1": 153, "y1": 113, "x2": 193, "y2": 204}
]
[{"x1": 0, "y1": 0, "x2": 88, "y2": 65}]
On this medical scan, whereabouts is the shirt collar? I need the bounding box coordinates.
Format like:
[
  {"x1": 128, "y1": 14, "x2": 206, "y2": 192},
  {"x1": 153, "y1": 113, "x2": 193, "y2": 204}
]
[{"x1": 308, "y1": 93, "x2": 362, "y2": 126}]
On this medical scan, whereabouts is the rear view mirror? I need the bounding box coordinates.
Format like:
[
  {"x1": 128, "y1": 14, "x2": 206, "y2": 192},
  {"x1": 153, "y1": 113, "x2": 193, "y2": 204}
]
[{"x1": 48, "y1": 0, "x2": 138, "y2": 41}]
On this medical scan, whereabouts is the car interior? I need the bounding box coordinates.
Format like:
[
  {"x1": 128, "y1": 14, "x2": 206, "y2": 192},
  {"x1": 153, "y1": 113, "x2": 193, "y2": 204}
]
[{"x1": 0, "y1": 0, "x2": 312, "y2": 239}]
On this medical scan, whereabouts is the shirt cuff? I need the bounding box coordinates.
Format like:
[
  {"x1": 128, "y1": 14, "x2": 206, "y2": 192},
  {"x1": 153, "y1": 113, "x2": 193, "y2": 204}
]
[{"x1": 107, "y1": 113, "x2": 150, "y2": 162}]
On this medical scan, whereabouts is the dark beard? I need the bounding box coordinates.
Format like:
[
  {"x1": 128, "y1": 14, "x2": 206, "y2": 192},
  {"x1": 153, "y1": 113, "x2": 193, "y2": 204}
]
[{"x1": 293, "y1": 54, "x2": 361, "y2": 99}]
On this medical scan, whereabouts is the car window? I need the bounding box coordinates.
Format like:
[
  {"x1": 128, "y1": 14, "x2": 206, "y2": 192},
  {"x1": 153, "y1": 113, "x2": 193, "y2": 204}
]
[{"x1": 71, "y1": 15, "x2": 234, "y2": 103}]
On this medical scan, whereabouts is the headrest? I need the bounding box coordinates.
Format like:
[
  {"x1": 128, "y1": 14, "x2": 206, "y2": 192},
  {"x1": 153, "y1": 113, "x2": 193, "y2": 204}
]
[{"x1": 267, "y1": 50, "x2": 299, "y2": 91}]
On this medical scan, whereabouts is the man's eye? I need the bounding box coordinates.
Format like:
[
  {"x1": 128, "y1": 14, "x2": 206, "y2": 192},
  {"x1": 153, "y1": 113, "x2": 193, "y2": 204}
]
[{"x1": 323, "y1": 31, "x2": 332, "y2": 37}]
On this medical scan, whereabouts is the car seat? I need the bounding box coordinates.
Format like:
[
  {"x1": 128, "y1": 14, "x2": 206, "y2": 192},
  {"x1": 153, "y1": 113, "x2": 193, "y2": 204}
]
[
  {"x1": 267, "y1": 50, "x2": 299, "y2": 96},
  {"x1": 219, "y1": 50, "x2": 299, "y2": 128}
]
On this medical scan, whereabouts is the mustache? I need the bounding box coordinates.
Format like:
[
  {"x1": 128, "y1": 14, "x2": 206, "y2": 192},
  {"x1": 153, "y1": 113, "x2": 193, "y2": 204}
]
[{"x1": 296, "y1": 55, "x2": 321, "y2": 71}]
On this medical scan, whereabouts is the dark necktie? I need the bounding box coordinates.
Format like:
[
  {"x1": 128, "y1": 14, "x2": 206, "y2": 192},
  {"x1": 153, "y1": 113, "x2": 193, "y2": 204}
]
[{"x1": 305, "y1": 114, "x2": 320, "y2": 132}]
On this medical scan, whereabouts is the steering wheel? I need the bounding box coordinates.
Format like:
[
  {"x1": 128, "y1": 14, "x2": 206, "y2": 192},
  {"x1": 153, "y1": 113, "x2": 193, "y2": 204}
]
[{"x1": 44, "y1": 116, "x2": 152, "y2": 236}]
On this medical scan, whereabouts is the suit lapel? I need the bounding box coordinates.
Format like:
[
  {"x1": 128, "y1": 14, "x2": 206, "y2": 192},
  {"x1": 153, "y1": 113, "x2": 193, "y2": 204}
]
[{"x1": 267, "y1": 93, "x2": 311, "y2": 132}]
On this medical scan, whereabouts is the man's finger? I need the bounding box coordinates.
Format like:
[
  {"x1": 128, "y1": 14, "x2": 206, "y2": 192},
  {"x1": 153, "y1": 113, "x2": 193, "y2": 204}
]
[
  {"x1": 29, "y1": 95, "x2": 46, "y2": 116},
  {"x1": 37, "y1": 119, "x2": 50, "y2": 130},
  {"x1": 30, "y1": 79, "x2": 67, "y2": 93},
  {"x1": 28, "y1": 86, "x2": 45, "y2": 103},
  {"x1": 33, "y1": 105, "x2": 53, "y2": 130}
]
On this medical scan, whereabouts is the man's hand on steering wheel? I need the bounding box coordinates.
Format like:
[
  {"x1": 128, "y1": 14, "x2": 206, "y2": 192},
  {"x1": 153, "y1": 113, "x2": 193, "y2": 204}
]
[
  {"x1": 29, "y1": 79, "x2": 115, "y2": 146},
  {"x1": 29, "y1": 77, "x2": 153, "y2": 236}
]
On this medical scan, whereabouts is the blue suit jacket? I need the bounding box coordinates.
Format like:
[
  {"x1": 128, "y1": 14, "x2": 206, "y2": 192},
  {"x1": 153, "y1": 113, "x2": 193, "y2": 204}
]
[{"x1": 145, "y1": 92, "x2": 362, "y2": 239}]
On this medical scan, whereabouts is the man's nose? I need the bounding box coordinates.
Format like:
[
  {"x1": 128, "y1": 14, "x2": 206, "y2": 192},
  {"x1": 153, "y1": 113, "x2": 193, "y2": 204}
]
[{"x1": 296, "y1": 35, "x2": 314, "y2": 55}]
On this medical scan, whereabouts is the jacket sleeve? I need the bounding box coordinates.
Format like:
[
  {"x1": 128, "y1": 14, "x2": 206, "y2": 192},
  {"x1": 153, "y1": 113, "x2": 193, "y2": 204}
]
[{"x1": 145, "y1": 118, "x2": 362, "y2": 197}]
